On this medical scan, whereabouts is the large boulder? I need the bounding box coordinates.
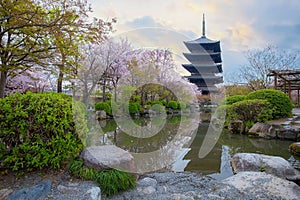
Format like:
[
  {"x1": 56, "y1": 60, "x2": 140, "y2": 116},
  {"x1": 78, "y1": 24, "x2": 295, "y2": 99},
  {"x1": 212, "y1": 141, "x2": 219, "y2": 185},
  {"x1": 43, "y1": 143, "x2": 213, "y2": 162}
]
[
  {"x1": 222, "y1": 172, "x2": 300, "y2": 200},
  {"x1": 80, "y1": 145, "x2": 135, "y2": 172},
  {"x1": 231, "y1": 153, "x2": 300, "y2": 180},
  {"x1": 248, "y1": 122, "x2": 276, "y2": 138},
  {"x1": 290, "y1": 142, "x2": 300, "y2": 156}
]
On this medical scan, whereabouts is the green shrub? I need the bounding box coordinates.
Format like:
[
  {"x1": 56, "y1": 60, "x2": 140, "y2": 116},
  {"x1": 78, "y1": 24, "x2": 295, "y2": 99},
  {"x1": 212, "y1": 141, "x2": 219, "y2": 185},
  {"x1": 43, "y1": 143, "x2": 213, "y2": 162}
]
[
  {"x1": 95, "y1": 102, "x2": 112, "y2": 115},
  {"x1": 229, "y1": 99, "x2": 273, "y2": 123},
  {"x1": 0, "y1": 92, "x2": 88, "y2": 171},
  {"x1": 178, "y1": 102, "x2": 186, "y2": 110},
  {"x1": 168, "y1": 101, "x2": 179, "y2": 110},
  {"x1": 123, "y1": 102, "x2": 139, "y2": 115},
  {"x1": 160, "y1": 100, "x2": 167, "y2": 106},
  {"x1": 221, "y1": 95, "x2": 246, "y2": 105},
  {"x1": 146, "y1": 100, "x2": 163, "y2": 106},
  {"x1": 69, "y1": 159, "x2": 136, "y2": 197},
  {"x1": 247, "y1": 89, "x2": 293, "y2": 119}
]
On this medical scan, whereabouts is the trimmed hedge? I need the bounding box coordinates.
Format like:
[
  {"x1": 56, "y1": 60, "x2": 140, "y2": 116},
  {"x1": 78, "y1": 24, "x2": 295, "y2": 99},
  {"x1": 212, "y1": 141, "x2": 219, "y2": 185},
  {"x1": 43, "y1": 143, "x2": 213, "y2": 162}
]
[
  {"x1": 95, "y1": 102, "x2": 112, "y2": 115},
  {"x1": 167, "y1": 101, "x2": 179, "y2": 110},
  {"x1": 222, "y1": 95, "x2": 246, "y2": 105},
  {"x1": 0, "y1": 92, "x2": 88, "y2": 171},
  {"x1": 123, "y1": 102, "x2": 140, "y2": 115},
  {"x1": 229, "y1": 99, "x2": 273, "y2": 123},
  {"x1": 247, "y1": 89, "x2": 293, "y2": 119}
]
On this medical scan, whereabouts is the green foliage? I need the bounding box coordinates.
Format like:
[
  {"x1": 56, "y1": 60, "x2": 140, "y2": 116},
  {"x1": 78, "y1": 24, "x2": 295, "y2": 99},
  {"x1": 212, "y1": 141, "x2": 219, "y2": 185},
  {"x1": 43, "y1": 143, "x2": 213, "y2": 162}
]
[
  {"x1": 247, "y1": 89, "x2": 293, "y2": 119},
  {"x1": 225, "y1": 85, "x2": 252, "y2": 96},
  {"x1": 178, "y1": 102, "x2": 186, "y2": 110},
  {"x1": 259, "y1": 165, "x2": 266, "y2": 172},
  {"x1": 167, "y1": 101, "x2": 179, "y2": 110},
  {"x1": 123, "y1": 102, "x2": 140, "y2": 115},
  {"x1": 0, "y1": 92, "x2": 88, "y2": 171},
  {"x1": 95, "y1": 102, "x2": 112, "y2": 115},
  {"x1": 160, "y1": 100, "x2": 167, "y2": 106},
  {"x1": 222, "y1": 95, "x2": 247, "y2": 105},
  {"x1": 69, "y1": 159, "x2": 136, "y2": 197},
  {"x1": 146, "y1": 100, "x2": 163, "y2": 106},
  {"x1": 229, "y1": 99, "x2": 273, "y2": 123}
]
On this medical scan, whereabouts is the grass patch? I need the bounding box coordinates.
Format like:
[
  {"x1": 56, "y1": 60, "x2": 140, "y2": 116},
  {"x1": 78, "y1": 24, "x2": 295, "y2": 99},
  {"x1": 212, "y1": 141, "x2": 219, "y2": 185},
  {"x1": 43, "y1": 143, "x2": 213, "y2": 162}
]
[{"x1": 68, "y1": 159, "x2": 136, "y2": 197}]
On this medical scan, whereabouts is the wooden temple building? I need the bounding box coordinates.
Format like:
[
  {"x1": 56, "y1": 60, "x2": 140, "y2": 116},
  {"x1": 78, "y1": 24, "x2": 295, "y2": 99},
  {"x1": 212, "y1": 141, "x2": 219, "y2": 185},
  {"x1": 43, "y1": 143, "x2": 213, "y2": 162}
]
[
  {"x1": 268, "y1": 69, "x2": 300, "y2": 104},
  {"x1": 182, "y1": 14, "x2": 223, "y2": 95}
]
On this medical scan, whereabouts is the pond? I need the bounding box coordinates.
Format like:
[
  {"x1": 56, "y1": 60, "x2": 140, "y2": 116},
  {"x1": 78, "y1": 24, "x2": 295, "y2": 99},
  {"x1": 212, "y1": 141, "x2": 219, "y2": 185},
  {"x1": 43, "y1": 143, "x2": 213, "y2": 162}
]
[{"x1": 87, "y1": 112, "x2": 299, "y2": 178}]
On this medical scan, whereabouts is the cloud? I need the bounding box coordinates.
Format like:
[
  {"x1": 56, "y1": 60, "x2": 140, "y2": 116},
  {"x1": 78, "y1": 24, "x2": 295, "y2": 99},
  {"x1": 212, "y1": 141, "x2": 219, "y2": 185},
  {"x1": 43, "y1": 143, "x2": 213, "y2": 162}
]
[{"x1": 90, "y1": 0, "x2": 300, "y2": 78}]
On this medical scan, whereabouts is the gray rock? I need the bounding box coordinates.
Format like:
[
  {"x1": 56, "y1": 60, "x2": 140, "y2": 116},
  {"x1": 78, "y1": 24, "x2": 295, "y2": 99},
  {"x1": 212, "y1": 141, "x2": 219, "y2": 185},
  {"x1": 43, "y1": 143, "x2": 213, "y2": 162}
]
[
  {"x1": 0, "y1": 189, "x2": 13, "y2": 200},
  {"x1": 96, "y1": 110, "x2": 107, "y2": 120},
  {"x1": 6, "y1": 180, "x2": 51, "y2": 200},
  {"x1": 137, "y1": 177, "x2": 157, "y2": 188},
  {"x1": 231, "y1": 153, "x2": 300, "y2": 179},
  {"x1": 136, "y1": 177, "x2": 157, "y2": 195},
  {"x1": 248, "y1": 122, "x2": 276, "y2": 138},
  {"x1": 222, "y1": 172, "x2": 300, "y2": 200},
  {"x1": 80, "y1": 145, "x2": 135, "y2": 172},
  {"x1": 290, "y1": 142, "x2": 300, "y2": 156},
  {"x1": 85, "y1": 187, "x2": 101, "y2": 200},
  {"x1": 57, "y1": 184, "x2": 78, "y2": 193}
]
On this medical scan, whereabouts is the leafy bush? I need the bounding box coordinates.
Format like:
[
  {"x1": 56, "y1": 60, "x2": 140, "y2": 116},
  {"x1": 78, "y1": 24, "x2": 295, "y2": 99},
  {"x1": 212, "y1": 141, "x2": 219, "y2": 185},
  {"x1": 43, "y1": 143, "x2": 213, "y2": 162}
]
[
  {"x1": 221, "y1": 95, "x2": 246, "y2": 105},
  {"x1": 146, "y1": 100, "x2": 163, "y2": 106},
  {"x1": 0, "y1": 92, "x2": 88, "y2": 171},
  {"x1": 167, "y1": 101, "x2": 179, "y2": 110},
  {"x1": 95, "y1": 102, "x2": 112, "y2": 115},
  {"x1": 247, "y1": 89, "x2": 293, "y2": 119},
  {"x1": 69, "y1": 159, "x2": 136, "y2": 197},
  {"x1": 160, "y1": 100, "x2": 167, "y2": 106},
  {"x1": 229, "y1": 99, "x2": 273, "y2": 123},
  {"x1": 178, "y1": 102, "x2": 186, "y2": 110},
  {"x1": 123, "y1": 102, "x2": 140, "y2": 115}
]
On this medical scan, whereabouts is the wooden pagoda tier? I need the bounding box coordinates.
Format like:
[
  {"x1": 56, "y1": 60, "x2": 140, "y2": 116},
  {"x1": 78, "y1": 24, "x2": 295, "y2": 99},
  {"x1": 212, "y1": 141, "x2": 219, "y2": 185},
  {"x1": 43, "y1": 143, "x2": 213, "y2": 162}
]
[{"x1": 182, "y1": 64, "x2": 223, "y2": 74}]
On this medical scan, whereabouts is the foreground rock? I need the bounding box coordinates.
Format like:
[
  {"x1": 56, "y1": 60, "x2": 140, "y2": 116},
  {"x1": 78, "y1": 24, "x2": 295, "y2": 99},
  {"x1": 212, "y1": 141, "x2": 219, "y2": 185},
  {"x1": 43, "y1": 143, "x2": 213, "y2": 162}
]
[
  {"x1": 2, "y1": 171, "x2": 300, "y2": 200},
  {"x1": 231, "y1": 153, "x2": 300, "y2": 180},
  {"x1": 80, "y1": 145, "x2": 135, "y2": 172},
  {"x1": 5, "y1": 181, "x2": 51, "y2": 200},
  {"x1": 108, "y1": 172, "x2": 300, "y2": 200},
  {"x1": 222, "y1": 172, "x2": 300, "y2": 200}
]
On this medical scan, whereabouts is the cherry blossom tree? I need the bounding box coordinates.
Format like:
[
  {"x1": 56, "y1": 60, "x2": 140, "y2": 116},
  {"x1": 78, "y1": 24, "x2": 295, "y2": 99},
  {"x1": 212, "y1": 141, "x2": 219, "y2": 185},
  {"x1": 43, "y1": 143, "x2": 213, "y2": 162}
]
[
  {"x1": 5, "y1": 70, "x2": 53, "y2": 96},
  {"x1": 75, "y1": 38, "x2": 132, "y2": 108}
]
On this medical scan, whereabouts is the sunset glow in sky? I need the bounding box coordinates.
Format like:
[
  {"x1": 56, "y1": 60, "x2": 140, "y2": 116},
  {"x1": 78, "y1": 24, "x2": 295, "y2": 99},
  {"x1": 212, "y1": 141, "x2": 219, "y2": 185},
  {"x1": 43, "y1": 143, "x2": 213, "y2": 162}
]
[{"x1": 90, "y1": 0, "x2": 300, "y2": 80}]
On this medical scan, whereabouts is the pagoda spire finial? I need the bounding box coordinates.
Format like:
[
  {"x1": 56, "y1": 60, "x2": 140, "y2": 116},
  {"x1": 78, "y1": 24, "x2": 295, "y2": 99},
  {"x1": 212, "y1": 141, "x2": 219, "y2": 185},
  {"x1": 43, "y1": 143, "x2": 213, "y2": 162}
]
[{"x1": 202, "y1": 13, "x2": 206, "y2": 37}]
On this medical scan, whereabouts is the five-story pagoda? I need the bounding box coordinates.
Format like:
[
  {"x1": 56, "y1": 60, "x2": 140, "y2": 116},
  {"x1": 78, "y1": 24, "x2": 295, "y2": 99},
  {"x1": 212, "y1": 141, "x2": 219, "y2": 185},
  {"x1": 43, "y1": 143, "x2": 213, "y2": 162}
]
[{"x1": 182, "y1": 14, "x2": 223, "y2": 95}]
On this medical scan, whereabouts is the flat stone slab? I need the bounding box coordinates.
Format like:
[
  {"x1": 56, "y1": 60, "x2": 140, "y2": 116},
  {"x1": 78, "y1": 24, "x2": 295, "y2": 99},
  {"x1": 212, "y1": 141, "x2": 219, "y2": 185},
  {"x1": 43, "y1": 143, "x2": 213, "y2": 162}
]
[
  {"x1": 231, "y1": 153, "x2": 300, "y2": 179},
  {"x1": 222, "y1": 172, "x2": 300, "y2": 200},
  {"x1": 6, "y1": 181, "x2": 51, "y2": 200},
  {"x1": 80, "y1": 145, "x2": 135, "y2": 172}
]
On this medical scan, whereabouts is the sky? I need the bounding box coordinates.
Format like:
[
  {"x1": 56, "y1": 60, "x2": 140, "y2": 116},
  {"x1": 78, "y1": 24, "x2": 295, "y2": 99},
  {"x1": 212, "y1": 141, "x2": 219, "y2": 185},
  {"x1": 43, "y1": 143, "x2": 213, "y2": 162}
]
[{"x1": 90, "y1": 0, "x2": 300, "y2": 82}]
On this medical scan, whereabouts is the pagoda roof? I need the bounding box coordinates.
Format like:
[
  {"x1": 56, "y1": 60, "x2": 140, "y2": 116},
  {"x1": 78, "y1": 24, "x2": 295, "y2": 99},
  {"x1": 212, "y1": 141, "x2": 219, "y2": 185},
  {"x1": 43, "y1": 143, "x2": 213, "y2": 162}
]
[
  {"x1": 185, "y1": 75, "x2": 223, "y2": 79},
  {"x1": 183, "y1": 53, "x2": 222, "y2": 64},
  {"x1": 182, "y1": 64, "x2": 223, "y2": 73},
  {"x1": 184, "y1": 36, "x2": 219, "y2": 44}
]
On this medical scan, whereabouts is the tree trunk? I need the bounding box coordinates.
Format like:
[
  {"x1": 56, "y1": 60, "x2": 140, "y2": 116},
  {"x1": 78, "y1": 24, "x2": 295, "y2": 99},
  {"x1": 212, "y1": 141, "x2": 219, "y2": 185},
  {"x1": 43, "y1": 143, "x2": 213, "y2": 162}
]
[
  {"x1": 57, "y1": 70, "x2": 64, "y2": 93},
  {"x1": 0, "y1": 71, "x2": 8, "y2": 98}
]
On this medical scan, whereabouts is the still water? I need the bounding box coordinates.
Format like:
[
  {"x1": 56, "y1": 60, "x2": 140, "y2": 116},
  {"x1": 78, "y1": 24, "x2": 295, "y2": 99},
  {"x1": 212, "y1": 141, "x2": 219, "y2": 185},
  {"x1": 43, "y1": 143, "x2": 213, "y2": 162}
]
[{"x1": 88, "y1": 113, "x2": 299, "y2": 178}]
